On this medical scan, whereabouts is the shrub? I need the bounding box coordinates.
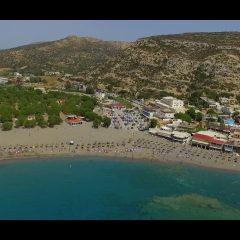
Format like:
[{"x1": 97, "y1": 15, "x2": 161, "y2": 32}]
[
  {"x1": 93, "y1": 118, "x2": 101, "y2": 128},
  {"x1": 150, "y1": 118, "x2": 158, "y2": 128},
  {"x1": 102, "y1": 116, "x2": 111, "y2": 128},
  {"x1": 2, "y1": 121, "x2": 13, "y2": 131}
]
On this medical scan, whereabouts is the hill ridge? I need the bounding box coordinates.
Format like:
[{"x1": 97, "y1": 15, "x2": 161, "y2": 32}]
[{"x1": 1, "y1": 32, "x2": 240, "y2": 98}]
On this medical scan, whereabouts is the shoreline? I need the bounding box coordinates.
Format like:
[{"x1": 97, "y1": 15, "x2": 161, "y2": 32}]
[
  {"x1": 1, "y1": 149, "x2": 240, "y2": 174},
  {"x1": 0, "y1": 122, "x2": 240, "y2": 173}
]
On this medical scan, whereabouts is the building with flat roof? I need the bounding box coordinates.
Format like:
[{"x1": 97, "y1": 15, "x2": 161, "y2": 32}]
[
  {"x1": 171, "y1": 131, "x2": 191, "y2": 143},
  {"x1": 156, "y1": 130, "x2": 172, "y2": 140},
  {"x1": 142, "y1": 106, "x2": 156, "y2": 118},
  {"x1": 0, "y1": 77, "x2": 8, "y2": 84},
  {"x1": 200, "y1": 97, "x2": 221, "y2": 109},
  {"x1": 155, "y1": 108, "x2": 175, "y2": 119},
  {"x1": 224, "y1": 139, "x2": 240, "y2": 153},
  {"x1": 150, "y1": 128, "x2": 191, "y2": 143},
  {"x1": 219, "y1": 97, "x2": 235, "y2": 105},
  {"x1": 221, "y1": 106, "x2": 234, "y2": 115},
  {"x1": 155, "y1": 97, "x2": 185, "y2": 113},
  {"x1": 208, "y1": 122, "x2": 231, "y2": 133},
  {"x1": 161, "y1": 96, "x2": 184, "y2": 108},
  {"x1": 155, "y1": 100, "x2": 172, "y2": 109},
  {"x1": 176, "y1": 122, "x2": 198, "y2": 133},
  {"x1": 231, "y1": 129, "x2": 240, "y2": 139},
  {"x1": 95, "y1": 92, "x2": 106, "y2": 101}
]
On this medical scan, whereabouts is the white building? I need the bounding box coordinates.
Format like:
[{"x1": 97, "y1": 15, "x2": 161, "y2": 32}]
[
  {"x1": 155, "y1": 97, "x2": 184, "y2": 113},
  {"x1": 23, "y1": 76, "x2": 30, "y2": 82},
  {"x1": 221, "y1": 106, "x2": 234, "y2": 115},
  {"x1": 14, "y1": 72, "x2": 22, "y2": 78},
  {"x1": 200, "y1": 97, "x2": 221, "y2": 110},
  {"x1": 166, "y1": 119, "x2": 182, "y2": 130},
  {"x1": 171, "y1": 131, "x2": 191, "y2": 143},
  {"x1": 155, "y1": 100, "x2": 171, "y2": 109},
  {"x1": 142, "y1": 107, "x2": 156, "y2": 118},
  {"x1": 44, "y1": 71, "x2": 61, "y2": 76},
  {"x1": 95, "y1": 92, "x2": 106, "y2": 101},
  {"x1": 155, "y1": 108, "x2": 175, "y2": 119},
  {"x1": 154, "y1": 129, "x2": 191, "y2": 143},
  {"x1": 0, "y1": 78, "x2": 8, "y2": 84},
  {"x1": 161, "y1": 97, "x2": 184, "y2": 108},
  {"x1": 219, "y1": 97, "x2": 235, "y2": 105}
]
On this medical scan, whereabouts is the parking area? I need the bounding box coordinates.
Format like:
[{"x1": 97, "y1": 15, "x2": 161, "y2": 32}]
[{"x1": 105, "y1": 108, "x2": 149, "y2": 131}]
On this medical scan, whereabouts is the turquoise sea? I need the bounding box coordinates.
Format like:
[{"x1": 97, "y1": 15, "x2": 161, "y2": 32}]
[{"x1": 0, "y1": 156, "x2": 240, "y2": 220}]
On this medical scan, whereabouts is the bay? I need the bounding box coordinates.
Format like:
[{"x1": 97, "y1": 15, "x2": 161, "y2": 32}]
[{"x1": 0, "y1": 157, "x2": 239, "y2": 220}]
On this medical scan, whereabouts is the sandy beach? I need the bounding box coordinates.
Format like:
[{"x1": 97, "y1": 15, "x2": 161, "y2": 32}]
[{"x1": 0, "y1": 122, "x2": 240, "y2": 172}]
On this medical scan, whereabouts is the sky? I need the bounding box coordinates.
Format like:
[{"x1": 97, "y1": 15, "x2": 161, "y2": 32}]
[{"x1": 1, "y1": 20, "x2": 240, "y2": 49}]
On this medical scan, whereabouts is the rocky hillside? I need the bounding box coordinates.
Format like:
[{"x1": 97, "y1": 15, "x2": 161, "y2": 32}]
[
  {"x1": 0, "y1": 36, "x2": 127, "y2": 74},
  {"x1": 1, "y1": 32, "x2": 240, "y2": 98}
]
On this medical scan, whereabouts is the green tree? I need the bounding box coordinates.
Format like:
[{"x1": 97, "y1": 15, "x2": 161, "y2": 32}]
[
  {"x1": 16, "y1": 115, "x2": 26, "y2": 127},
  {"x1": 102, "y1": 116, "x2": 111, "y2": 128},
  {"x1": 93, "y1": 118, "x2": 101, "y2": 128},
  {"x1": 0, "y1": 112, "x2": 12, "y2": 123},
  {"x1": 175, "y1": 113, "x2": 192, "y2": 123},
  {"x1": 207, "y1": 109, "x2": 217, "y2": 116},
  {"x1": 48, "y1": 115, "x2": 62, "y2": 128},
  {"x1": 232, "y1": 111, "x2": 240, "y2": 119},
  {"x1": 85, "y1": 111, "x2": 102, "y2": 122},
  {"x1": 35, "y1": 114, "x2": 44, "y2": 123},
  {"x1": 195, "y1": 112, "x2": 203, "y2": 122},
  {"x1": 14, "y1": 119, "x2": 21, "y2": 128},
  {"x1": 86, "y1": 86, "x2": 95, "y2": 94},
  {"x1": 186, "y1": 108, "x2": 196, "y2": 120},
  {"x1": 2, "y1": 121, "x2": 13, "y2": 131},
  {"x1": 36, "y1": 114, "x2": 48, "y2": 128},
  {"x1": 12, "y1": 108, "x2": 20, "y2": 118},
  {"x1": 39, "y1": 120, "x2": 48, "y2": 128},
  {"x1": 23, "y1": 119, "x2": 36, "y2": 128},
  {"x1": 217, "y1": 116, "x2": 224, "y2": 124},
  {"x1": 149, "y1": 118, "x2": 158, "y2": 128}
]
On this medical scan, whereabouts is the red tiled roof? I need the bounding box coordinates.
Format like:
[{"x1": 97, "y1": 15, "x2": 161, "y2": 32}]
[
  {"x1": 193, "y1": 133, "x2": 225, "y2": 145},
  {"x1": 66, "y1": 117, "x2": 83, "y2": 124},
  {"x1": 210, "y1": 139, "x2": 225, "y2": 145},
  {"x1": 193, "y1": 133, "x2": 212, "y2": 142}
]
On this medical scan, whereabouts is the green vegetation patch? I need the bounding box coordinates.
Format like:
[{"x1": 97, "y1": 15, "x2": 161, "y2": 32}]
[
  {"x1": 0, "y1": 86, "x2": 102, "y2": 130},
  {"x1": 113, "y1": 96, "x2": 133, "y2": 109}
]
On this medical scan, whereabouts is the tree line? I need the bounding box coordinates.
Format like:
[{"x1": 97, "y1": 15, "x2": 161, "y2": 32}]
[{"x1": 0, "y1": 86, "x2": 110, "y2": 131}]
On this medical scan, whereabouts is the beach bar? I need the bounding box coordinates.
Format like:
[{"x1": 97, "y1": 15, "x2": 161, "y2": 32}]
[
  {"x1": 66, "y1": 115, "x2": 83, "y2": 126},
  {"x1": 171, "y1": 131, "x2": 191, "y2": 143},
  {"x1": 191, "y1": 133, "x2": 225, "y2": 150},
  {"x1": 224, "y1": 140, "x2": 240, "y2": 153}
]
